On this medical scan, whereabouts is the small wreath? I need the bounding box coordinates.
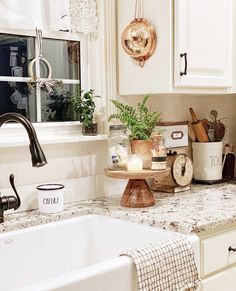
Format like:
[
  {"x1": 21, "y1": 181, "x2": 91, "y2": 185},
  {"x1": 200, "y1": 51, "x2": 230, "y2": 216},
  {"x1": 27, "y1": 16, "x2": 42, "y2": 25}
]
[
  {"x1": 27, "y1": 57, "x2": 62, "y2": 93},
  {"x1": 28, "y1": 57, "x2": 52, "y2": 79}
]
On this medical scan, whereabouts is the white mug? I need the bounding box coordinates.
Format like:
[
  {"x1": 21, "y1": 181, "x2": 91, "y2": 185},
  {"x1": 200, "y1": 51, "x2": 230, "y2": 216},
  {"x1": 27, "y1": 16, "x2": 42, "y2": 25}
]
[{"x1": 37, "y1": 184, "x2": 73, "y2": 214}]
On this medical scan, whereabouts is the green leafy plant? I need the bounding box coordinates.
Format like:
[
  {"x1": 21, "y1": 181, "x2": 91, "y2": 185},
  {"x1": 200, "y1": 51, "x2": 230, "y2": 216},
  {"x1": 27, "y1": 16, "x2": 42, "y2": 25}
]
[
  {"x1": 108, "y1": 94, "x2": 161, "y2": 140},
  {"x1": 71, "y1": 85, "x2": 100, "y2": 127}
]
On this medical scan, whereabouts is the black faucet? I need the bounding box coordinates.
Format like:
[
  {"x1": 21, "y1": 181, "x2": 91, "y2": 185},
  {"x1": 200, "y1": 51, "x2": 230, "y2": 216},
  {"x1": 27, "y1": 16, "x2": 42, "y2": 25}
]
[
  {"x1": 0, "y1": 113, "x2": 47, "y2": 167},
  {"x1": 0, "y1": 113, "x2": 47, "y2": 222},
  {"x1": 0, "y1": 174, "x2": 21, "y2": 223}
]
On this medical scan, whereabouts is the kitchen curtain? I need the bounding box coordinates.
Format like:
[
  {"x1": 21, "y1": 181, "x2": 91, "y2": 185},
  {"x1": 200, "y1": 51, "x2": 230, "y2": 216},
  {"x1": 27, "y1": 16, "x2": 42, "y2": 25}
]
[
  {"x1": 0, "y1": 0, "x2": 98, "y2": 34},
  {"x1": 70, "y1": 0, "x2": 98, "y2": 34}
]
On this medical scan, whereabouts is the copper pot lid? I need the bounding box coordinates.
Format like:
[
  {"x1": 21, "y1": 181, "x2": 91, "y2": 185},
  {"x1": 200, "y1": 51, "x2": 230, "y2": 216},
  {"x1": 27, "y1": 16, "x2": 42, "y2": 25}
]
[{"x1": 121, "y1": 18, "x2": 157, "y2": 68}]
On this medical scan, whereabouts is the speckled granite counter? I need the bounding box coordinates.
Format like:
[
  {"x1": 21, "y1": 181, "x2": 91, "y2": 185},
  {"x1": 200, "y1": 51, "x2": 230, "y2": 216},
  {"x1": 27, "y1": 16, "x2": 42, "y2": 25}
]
[{"x1": 1, "y1": 182, "x2": 236, "y2": 235}]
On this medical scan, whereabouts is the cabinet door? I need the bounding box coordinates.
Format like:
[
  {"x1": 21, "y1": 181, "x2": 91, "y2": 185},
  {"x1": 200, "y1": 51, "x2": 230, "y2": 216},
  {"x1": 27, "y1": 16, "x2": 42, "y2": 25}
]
[
  {"x1": 201, "y1": 228, "x2": 236, "y2": 276},
  {"x1": 175, "y1": 0, "x2": 232, "y2": 88},
  {"x1": 201, "y1": 266, "x2": 236, "y2": 291}
]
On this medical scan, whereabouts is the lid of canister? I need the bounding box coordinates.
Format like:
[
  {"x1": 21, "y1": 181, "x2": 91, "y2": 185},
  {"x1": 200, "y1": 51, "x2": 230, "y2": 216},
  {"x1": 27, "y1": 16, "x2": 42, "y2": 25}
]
[
  {"x1": 109, "y1": 125, "x2": 126, "y2": 131},
  {"x1": 225, "y1": 143, "x2": 234, "y2": 152}
]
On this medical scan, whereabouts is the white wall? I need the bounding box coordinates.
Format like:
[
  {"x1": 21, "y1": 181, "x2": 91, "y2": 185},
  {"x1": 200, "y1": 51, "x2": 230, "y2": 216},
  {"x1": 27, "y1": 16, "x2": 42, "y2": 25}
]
[
  {"x1": 119, "y1": 93, "x2": 236, "y2": 146},
  {"x1": 117, "y1": 0, "x2": 173, "y2": 95},
  {"x1": 0, "y1": 140, "x2": 127, "y2": 213}
]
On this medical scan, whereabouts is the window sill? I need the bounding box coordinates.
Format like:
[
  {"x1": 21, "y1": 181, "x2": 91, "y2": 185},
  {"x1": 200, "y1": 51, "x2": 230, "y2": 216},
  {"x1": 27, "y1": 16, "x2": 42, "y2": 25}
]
[
  {"x1": 0, "y1": 134, "x2": 108, "y2": 148},
  {"x1": 0, "y1": 122, "x2": 108, "y2": 148}
]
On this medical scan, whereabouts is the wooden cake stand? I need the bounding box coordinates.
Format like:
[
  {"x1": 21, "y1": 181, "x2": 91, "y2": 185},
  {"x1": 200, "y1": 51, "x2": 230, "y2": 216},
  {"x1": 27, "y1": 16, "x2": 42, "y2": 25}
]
[{"x1": 104, "y1": 168, "x2": 170, "y2": 208}]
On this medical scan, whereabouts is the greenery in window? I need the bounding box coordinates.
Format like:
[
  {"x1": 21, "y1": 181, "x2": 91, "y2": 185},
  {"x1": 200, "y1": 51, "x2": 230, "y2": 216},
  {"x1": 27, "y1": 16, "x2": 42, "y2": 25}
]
[{"x1": 71, "y1": 85, "x2": 101, "y2": 127}]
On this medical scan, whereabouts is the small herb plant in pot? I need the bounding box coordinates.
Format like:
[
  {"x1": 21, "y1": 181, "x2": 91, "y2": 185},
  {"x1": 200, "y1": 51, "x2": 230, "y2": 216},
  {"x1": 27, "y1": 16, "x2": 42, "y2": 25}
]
[
  {"x1": 72, "y1": 85, "x2": 101, "y2": 135},
  {"x1": 108, "y1": 94, "x2": 161, "y2": 168}
]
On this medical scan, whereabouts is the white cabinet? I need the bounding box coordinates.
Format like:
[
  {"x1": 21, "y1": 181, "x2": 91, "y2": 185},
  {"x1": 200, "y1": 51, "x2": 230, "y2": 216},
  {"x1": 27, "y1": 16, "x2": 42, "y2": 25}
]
[
  {"x1": 201, "y1": 266, "x2": 236, "y2": 291},
  {"x1": 201, "y1": 228, "x2": 236, "y2": 275},
  {"x1": 116, "y1": 0, "x2": 233, "y2": 95},
  {"x1": 175, "y1": 0, "x2": 232, "y2": 88},
  {"x1": 200, "y1": 226, "x2": 236, "y2": 291},
  {"x1": 232, "y1": 0, "x2": 236, "y2": 92}
]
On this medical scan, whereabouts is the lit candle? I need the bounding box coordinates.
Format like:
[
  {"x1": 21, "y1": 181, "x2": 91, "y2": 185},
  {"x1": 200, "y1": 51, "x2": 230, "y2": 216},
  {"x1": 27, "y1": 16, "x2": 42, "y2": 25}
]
[{"x1": 127, "y1": 154, "x2": 143, "y2": 171}]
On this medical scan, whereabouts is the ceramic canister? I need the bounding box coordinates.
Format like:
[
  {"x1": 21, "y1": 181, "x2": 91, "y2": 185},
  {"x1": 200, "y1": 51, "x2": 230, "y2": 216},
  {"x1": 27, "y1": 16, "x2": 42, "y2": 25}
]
[
  {"x1": 192, "y1": 142, "x2": 223, "y2": 181},
  {"x1": 37, "y1": 184, "x2": 65, "y2": 213}
]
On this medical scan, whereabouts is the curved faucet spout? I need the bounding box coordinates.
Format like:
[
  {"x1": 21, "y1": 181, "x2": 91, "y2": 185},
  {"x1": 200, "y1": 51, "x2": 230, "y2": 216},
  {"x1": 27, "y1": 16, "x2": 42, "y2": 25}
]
[{"x1": 0, "y1": 113, "x2": 47, "y2": 167}]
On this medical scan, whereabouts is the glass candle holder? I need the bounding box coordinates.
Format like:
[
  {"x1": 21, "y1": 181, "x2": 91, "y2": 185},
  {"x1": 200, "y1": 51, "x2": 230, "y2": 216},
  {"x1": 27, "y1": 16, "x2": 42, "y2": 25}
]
[{"x1": 127, "y1": 154, "x2": 143, "y2": 171}]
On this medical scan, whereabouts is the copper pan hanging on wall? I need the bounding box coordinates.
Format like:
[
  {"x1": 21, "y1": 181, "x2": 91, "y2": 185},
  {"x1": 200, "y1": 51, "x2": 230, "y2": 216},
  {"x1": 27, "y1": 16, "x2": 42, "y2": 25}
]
[{"x1": 121, "y1": 0, "x2": 157, "y2": 68}]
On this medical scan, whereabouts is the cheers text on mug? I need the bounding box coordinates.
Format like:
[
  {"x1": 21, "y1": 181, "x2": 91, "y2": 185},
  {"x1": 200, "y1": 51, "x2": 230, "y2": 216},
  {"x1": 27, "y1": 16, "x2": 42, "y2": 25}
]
[
  {"x1": 43, "y1": 197, "x2": 60, "y2": 205},
  {"x1": 37, "y1": 184, "x2": 74, "y2": 214}
]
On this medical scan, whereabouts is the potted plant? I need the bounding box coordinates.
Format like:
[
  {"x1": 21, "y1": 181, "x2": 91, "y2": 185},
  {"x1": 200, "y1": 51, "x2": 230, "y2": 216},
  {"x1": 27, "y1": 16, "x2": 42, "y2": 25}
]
[
  {"x1": 71, "y1": 85, "x2": 100, "y2": 135},
  {"x1": 108, "y1": 94, "x2": 161, "y2": 168}
]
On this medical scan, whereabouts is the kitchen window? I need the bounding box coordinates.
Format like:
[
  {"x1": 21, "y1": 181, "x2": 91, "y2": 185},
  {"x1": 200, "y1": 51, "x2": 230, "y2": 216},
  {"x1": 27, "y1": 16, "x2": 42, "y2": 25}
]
[{"x1": 0, "y1": 30, "x2": 83, "y2": 123}]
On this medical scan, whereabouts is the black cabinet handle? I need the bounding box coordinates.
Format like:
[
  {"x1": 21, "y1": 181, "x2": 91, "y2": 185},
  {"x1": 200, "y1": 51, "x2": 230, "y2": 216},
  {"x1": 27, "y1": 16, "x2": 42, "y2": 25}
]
[
  {"x1": 228, "y1": 246, "x2": 236, "y2": 252},
  {"x1": 180, "y1": 52, "x2": 187, "y2": 76}
]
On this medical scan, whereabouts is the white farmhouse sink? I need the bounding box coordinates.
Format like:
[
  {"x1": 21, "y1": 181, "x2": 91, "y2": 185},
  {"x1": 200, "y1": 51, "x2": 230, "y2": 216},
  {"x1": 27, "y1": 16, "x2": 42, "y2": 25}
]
[{"x1": 0, "y1": 215, "x2": 200, "y2": 291}]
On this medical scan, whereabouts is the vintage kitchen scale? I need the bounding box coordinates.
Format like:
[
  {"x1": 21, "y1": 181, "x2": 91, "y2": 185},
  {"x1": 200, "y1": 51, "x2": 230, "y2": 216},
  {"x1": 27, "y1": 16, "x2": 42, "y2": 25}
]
[{"x1": 150, "y1": 121, "x2": 193, "y2": 193}]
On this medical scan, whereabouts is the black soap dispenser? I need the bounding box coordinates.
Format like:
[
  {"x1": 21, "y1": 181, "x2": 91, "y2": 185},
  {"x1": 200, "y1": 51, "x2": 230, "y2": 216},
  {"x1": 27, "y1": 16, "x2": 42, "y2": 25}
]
[{"x1": 222, "y1": 144, "x2": 235, "y2": 180}]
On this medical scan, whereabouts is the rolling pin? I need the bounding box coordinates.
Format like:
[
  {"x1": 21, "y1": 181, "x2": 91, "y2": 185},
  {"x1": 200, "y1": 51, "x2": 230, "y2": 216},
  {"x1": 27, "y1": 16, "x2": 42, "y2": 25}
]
[
  {"x1": 188, "y1": 121, "x2": 197, "y2": 142},
  {"x1": 189, "y1": 108, "x2": 209, "y2": 142}
]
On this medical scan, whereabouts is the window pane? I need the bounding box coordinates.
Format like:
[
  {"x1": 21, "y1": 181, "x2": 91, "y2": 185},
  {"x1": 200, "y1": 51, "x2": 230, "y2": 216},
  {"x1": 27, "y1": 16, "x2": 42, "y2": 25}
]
[
  {"x1": 0, "y1": 81, "x2": 36, "y2": 122},
  {"x1": 41, "y1": 84, "x2": 77, "y2": 122},
  {"x1": 41, "y1": 39, "x2": 80, "y2": 80},
  {"x1": 0, "y1": 34, "x2": 82, "y2": 123},
  {"x1": 0, "y1": 34, "x2": 34, "y2": 77}
]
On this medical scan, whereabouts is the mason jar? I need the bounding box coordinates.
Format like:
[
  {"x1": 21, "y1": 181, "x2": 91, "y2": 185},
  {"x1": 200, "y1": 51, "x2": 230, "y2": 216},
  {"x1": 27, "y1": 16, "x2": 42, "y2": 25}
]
[
  {"x1": 108, "y1": 125, "x2": 130, "y2": 170},
  {"x1": 151, "y1": 134, "x2": 167, "y2": 170}
]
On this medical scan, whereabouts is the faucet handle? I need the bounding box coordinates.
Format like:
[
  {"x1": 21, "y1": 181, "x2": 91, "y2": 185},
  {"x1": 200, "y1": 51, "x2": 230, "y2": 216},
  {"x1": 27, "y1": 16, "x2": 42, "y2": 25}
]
[{"x1": 9, "y1": 174, "x2": 21, "y2": 210}]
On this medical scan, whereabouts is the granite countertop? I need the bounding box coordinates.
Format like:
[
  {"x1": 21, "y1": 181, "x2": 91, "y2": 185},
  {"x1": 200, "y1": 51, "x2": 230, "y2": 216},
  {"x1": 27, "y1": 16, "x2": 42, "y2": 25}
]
[{"x1": 1, "y1": 182, "x2": 236, "y2": 235}]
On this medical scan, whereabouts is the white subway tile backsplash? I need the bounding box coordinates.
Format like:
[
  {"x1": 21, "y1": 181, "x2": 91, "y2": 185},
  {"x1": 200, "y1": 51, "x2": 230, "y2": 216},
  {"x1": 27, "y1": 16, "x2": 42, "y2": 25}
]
[
  {"x1": 0, "y1": 93, "x2": 236, "y2": 213},
  {"x1": 96, "y1": 175, "x2": 127, "y2": 197},
  {"x1": 95, "y1": 153, "x2": 109, "y2": 175},
  {"x1": 1, "y1": 176, "x2": 96, "y2": 213},
  {"x1": 0, "y1": 148, "x2": 17, "y2": 187},
  {"x1": 2, "y1": 142, "x2": 108, "y2": 189},
  {"x1": 62, "y1": 176, "x2": 96, "y2": 201}
]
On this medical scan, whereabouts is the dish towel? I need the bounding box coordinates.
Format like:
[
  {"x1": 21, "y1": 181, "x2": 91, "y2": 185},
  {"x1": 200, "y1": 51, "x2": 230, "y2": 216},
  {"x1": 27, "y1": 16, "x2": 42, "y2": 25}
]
[{"x1": 120, "y1": 235, "x2": 199, "y2": 291}]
